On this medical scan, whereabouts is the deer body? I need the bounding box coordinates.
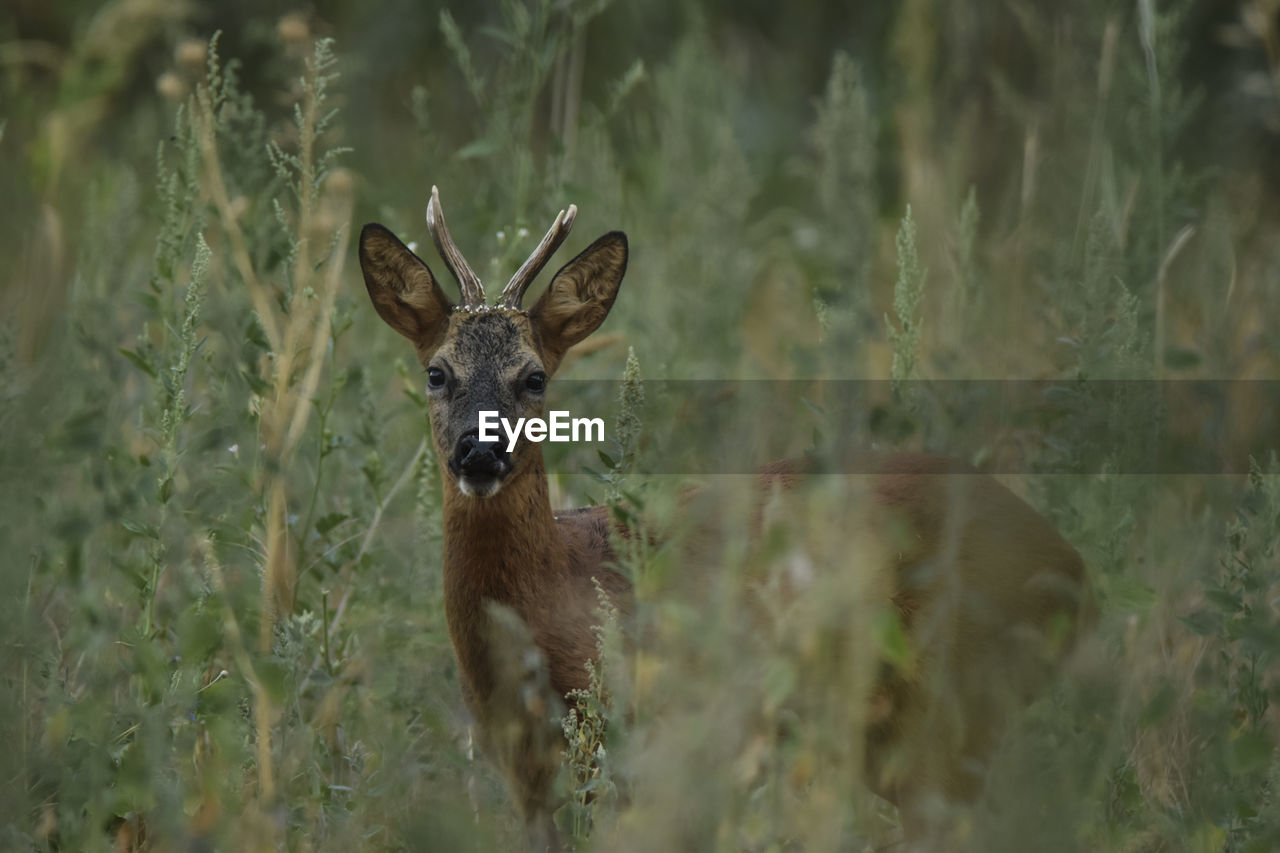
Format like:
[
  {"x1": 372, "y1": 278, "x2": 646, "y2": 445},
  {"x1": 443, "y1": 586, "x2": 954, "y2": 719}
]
[
  {"x1": 358, "y1": 188, "x2": 1088, "y2": 849},
  {"x1": 842, "y1": 453, "x2": 1086, "y2": 817},
  {"x1": 440, "y1": 464, "x2": 628, "y2": 845},
  {"x1": 359, "y1": 189, "x2": 632, "y2": 847},
  {"x1": 442, "y1": 481, "x2": 626, "y2": 710}
]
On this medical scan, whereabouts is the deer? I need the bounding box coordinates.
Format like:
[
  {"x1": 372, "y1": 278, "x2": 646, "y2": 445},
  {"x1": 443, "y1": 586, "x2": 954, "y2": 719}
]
[{"x1": 357, "y1": 187, "x2": 1090, "y2": 850}]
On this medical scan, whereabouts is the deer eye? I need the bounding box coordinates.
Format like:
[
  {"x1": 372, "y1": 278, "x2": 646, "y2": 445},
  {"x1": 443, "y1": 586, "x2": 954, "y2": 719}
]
[
  {"x1": 426, "y1": 366, "x2": 447, "y2": 390},
  {"x1": 524, "y1": 371, "x2": 547, "y2": 394}
]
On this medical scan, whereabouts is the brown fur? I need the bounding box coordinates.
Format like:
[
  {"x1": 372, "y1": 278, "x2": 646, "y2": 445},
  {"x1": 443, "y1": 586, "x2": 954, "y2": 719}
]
[
  {"x1": 754, "y1": 456, "x2": 1088, "y2": 800},
  {"x1": 441, "y1": 459, "x2": 630, "y2": 707}
]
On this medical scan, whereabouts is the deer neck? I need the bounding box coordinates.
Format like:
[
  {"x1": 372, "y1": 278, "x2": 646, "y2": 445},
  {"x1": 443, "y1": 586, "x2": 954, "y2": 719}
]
[
  {"x1": 441, "y1": 450, "x2": 568, "y2": 592},
  {"x1": 439, "y1": 449, "x2": 568, "y2": 699}
]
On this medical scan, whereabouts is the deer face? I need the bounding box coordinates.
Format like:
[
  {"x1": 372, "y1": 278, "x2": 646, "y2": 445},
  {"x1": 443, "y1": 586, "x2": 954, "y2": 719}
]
[
  {"x1": 358, "y1": 188, "x2": 627, "y2": 498},
  {"x1": 422, "y1": 310, "x2": 544, "y2": 497}
]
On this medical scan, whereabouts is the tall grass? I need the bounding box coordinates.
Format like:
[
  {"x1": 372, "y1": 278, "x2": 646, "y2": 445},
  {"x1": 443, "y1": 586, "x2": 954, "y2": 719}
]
[{"x1": 2, "y1": 1, "x2": 1278, "y2": 851}]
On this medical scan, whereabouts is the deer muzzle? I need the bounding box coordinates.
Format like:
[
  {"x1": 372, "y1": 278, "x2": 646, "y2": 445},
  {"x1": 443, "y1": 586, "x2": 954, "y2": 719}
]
[{"x1": 449, "y1": 429, "x2": 511, "y2": 495}]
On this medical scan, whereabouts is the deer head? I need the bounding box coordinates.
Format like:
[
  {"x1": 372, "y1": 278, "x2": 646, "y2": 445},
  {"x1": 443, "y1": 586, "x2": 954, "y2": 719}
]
[{"x1": 359, "y1": 187, "x2": 628, "y2": 498}]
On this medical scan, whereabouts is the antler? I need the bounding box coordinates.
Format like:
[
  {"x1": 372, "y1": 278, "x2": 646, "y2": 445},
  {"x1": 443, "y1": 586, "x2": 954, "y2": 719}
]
[
  {"x1": 426, "y1": 186, "x2": 485, "y2": 309},
  {"x1": 498, "y1": 204, "x2": 578, "y2": 309}
]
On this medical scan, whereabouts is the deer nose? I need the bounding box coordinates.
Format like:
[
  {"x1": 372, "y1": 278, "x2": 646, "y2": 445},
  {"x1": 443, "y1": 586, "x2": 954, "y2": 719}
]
[{"x1": 450, "y1": 429, "x2": 509, "y2": 477}]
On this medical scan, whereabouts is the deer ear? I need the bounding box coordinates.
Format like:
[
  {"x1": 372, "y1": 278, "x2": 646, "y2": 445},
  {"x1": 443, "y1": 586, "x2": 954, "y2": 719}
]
[
  {"x1": 359, "y1": 223, "x2": 453, "y2": 352},
  {"x1": 529, "y1": 231, "x2": 627, "y2": 367}
]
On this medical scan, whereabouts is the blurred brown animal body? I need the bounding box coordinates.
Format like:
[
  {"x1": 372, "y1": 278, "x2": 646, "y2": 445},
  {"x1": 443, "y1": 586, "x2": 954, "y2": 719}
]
[
  {"x1": 358, "y1": 189, "x2": 1088, "y2": 849},
  {"x1": 760, "y1": 454, "x2": 1088, "y2": 825}
]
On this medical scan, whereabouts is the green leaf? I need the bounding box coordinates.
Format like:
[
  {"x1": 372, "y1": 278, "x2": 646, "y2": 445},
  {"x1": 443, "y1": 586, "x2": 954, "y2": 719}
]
[
  {"x1": 1204, "y1": 587, "x2": 1240, "y2": 612},
  {"x1": 196, "y1": 674, "x2": 239, "y2": 716},
  {"x1": 244, "y1": 317, "x2": 271, "y2": 350},
  {"x1": 121, "y1": 518, "x2": 161, "y2": 540},
  {"x1": 456, "y1": 137, "x2": 498, "y2": 159},
  {"x1": 1163, "y1": 345, "x2": 1201, "y2": 370},
  {"x1": 240, "y1": 367, "x2": 270, "y2": 395},
  {"x1": 1239, "y1": 619, "x2": 1280, "y2": 656},
  {"x1": 314, "y1": 512, "x2": 350, "y2": 536},
  {"x1": 597, "y1": 450, "x2": 617, "y2": 469},
  {"x1": 1104, "y1": 575, "x2": 1156, "y2": 613},
  {"x1": 1178, "y1": 610, "x2": 1220, "y2": 637},
  {"x1": 875, "y1": 609, "x2": 914, "y2": 671},
  {"x1": 362, "y1": 450, "x2": 385, "y2": 489},
  {"x1": 610, "y1": 504, "x2": 633, "y2": 526},
  {"x1": 178, "y1": 607, "x2": 222, "y2": 662},
  {"x1": 118, "y1": 348, "x2": 157, "y2": 378},
  {"x1": 479, "y1": 25, "x2": 523, "y2": 49},
  {"x1": 762, "y1": 657, "x2": 797, "y2": 712},
  {"x1": 1226, "y1": 728, "x2": 1273, "y2": 775}
]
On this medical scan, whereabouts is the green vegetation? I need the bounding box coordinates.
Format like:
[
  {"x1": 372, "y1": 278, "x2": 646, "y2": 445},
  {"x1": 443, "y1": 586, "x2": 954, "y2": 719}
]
[{"x1": 2, "y1": 1, "x2": 1278, "y2": 850}]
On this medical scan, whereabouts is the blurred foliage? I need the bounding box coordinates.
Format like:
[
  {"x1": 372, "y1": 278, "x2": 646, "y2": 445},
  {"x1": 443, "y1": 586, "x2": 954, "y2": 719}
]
[{"x1": 3, "y1": 0, "x2": 1280, "y2": 850}]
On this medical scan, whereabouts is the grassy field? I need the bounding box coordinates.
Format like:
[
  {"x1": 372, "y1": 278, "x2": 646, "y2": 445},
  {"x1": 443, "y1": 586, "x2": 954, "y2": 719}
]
[{"x1": 2, "y1": 1, "x2": 1279, "y2": 850}]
